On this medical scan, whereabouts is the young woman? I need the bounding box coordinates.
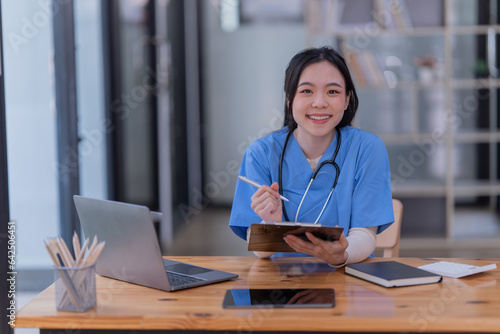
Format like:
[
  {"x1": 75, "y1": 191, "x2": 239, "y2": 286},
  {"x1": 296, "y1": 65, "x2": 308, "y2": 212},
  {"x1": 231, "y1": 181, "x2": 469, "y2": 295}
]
[{"x1": 229, "y1": 46, "x2": 394, "y2": 266}]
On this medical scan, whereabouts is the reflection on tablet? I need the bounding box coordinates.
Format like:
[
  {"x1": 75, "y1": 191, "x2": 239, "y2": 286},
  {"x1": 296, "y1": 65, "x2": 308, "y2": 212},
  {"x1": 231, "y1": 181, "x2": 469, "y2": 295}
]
[{"x1": 222, "y1": 288, "x2": 335, "y2": 308}]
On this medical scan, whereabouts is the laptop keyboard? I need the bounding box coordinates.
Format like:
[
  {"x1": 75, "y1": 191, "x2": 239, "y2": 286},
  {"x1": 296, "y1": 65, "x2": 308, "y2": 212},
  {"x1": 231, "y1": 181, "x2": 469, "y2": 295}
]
[{"x1": 167, "y1": 271, "x2": 206, "y2": 287}]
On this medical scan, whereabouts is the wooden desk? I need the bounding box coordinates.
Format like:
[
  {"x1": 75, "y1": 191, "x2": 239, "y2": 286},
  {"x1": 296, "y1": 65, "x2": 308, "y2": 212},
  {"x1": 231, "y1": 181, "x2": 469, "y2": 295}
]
[{"x1": 15, "y1": 257, "x2": 500, "y2": 333}]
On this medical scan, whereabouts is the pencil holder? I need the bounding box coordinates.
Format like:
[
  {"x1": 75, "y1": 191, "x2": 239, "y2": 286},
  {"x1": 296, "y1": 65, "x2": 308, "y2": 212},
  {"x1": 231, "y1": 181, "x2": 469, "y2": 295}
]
[{"x1": 54, "y1": 263, "x2": 96, "y2": 312}]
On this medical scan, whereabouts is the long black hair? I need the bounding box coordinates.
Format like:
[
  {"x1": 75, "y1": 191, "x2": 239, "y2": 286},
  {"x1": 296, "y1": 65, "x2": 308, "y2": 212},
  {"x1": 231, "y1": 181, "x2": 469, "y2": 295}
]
[{"x1": 283, "y1": 46, "x2": 359, "y2": 131}]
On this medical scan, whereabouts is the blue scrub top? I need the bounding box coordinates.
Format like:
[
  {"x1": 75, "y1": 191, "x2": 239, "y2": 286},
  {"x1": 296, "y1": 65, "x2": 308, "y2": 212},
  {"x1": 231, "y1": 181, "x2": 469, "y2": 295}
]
[{"x1": 229, "y1": 126, "x2": 394, "y2": 252}]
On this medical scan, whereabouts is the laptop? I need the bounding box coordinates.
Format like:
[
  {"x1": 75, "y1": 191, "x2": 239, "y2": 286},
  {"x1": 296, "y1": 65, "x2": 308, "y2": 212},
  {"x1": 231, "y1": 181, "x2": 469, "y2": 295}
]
[{"x1": 73, "y1": 195, "x2": 238, "y2": 291}]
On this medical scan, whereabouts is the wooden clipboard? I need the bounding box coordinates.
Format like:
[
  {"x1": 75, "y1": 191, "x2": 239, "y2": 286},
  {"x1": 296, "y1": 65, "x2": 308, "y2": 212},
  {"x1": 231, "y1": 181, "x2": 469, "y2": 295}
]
[{"x1": 248, "y1": 222, "x2": 344, "y2": 252}]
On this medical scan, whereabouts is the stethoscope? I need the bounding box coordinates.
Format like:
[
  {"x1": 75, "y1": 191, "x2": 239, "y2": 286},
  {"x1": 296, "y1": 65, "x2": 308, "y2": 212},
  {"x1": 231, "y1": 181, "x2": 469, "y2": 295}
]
[{"x1": 279, "y1": 127, "x2": 341, "y2": 224}]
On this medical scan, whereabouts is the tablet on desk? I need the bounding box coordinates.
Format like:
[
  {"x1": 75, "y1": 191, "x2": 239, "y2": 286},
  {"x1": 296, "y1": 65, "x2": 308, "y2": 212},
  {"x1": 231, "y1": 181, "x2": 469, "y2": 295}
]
[
  {"x1": 248, "y1": 222, "x2": 343, "y2": 252},
  {"x1": 222, "y1": 288, "x2": 335, "y2": 308}
]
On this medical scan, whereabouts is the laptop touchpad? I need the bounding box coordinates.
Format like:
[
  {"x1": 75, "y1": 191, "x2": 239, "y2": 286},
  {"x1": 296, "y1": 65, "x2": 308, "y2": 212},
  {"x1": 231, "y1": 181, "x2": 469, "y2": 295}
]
[{"x1": 165, "y1": 262, "x2": 211, "y2": 275}]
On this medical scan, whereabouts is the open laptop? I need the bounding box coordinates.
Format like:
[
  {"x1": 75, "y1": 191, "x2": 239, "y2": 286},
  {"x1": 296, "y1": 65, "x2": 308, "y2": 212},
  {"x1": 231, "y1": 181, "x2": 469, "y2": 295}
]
[{"x1": 73, "y1": 195, "x2": 238, "y2": 291}]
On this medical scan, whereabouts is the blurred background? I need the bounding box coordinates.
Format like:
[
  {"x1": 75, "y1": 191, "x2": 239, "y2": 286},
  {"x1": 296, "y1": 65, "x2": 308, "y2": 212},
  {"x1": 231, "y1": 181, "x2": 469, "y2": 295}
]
[{"x1": 1, "y1": 0, "x2": 500, "y2": 330}]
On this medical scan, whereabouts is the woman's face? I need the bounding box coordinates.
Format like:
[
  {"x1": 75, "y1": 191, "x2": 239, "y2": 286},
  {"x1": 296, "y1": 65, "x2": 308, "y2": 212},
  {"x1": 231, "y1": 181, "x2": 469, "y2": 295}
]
[{"x1": 291, "y1": 61, "x2": 349, "y2": 143}]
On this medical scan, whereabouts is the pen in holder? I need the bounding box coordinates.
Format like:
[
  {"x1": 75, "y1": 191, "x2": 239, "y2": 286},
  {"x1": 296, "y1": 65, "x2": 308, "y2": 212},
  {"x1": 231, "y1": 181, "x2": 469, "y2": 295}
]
[{"x1": 44, "y1": 233, "x2": 105, "y2": 312}]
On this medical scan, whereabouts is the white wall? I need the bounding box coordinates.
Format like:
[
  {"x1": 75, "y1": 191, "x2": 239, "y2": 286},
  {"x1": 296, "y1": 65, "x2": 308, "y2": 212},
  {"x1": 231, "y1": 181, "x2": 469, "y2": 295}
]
[{"x1": 200, "y1": 1, "x2": 308, "y2": 205}]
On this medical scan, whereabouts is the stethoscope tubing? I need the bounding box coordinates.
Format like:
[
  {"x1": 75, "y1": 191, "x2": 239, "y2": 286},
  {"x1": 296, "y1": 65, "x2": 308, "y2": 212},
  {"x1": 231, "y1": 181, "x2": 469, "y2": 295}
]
[{"x1": 279, "y1": 127, "x2": 341, "y2": 223}]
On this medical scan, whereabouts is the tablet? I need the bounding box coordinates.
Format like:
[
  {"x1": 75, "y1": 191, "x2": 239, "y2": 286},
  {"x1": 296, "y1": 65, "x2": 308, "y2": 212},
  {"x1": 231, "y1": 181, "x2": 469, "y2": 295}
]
[
  {"x1": 248, "y1": 222, "x2": 343, "y2": 252},
  {"x1": 222, "y1": 288, "x2": 335, "y2": 308}
]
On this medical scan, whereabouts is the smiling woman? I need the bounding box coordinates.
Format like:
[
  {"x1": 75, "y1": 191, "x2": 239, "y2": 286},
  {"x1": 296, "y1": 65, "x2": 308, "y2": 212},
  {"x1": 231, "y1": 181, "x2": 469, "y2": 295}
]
[{"x1": 229, "y1": 46, "x2": 394, "y2": 267}]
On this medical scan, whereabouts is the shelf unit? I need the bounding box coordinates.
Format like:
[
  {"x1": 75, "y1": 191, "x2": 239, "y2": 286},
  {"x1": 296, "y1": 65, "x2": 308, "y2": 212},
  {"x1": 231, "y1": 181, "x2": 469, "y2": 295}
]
[{"x1": 306, "y1": 0, "x2": 500, "y2": 241}]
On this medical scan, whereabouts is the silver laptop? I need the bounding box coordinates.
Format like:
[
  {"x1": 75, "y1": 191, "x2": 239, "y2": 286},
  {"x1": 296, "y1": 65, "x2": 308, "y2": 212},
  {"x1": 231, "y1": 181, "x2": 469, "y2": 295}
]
[{"x1": 73, "y1": 195, "x2": 238, "y2": 291}]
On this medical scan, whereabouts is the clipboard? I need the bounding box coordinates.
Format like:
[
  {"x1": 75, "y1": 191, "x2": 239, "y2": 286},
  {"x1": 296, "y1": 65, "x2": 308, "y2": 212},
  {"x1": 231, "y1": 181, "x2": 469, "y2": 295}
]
[{"x1": 247, "y1": 222, "x2": 344, "y2": 252}]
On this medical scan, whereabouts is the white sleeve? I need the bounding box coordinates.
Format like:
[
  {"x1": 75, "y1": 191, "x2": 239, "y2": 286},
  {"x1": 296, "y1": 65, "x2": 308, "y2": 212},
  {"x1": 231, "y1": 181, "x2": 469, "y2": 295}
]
[{"x1": 344, "y1": 226, "x2": 377, "y2": 265}]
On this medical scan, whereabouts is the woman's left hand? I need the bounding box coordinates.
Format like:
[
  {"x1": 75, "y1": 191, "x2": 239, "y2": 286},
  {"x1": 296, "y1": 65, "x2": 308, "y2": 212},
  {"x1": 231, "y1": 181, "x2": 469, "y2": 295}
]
[{"x1": 283, "y1": 231, "x2": 349, "y2": 266}]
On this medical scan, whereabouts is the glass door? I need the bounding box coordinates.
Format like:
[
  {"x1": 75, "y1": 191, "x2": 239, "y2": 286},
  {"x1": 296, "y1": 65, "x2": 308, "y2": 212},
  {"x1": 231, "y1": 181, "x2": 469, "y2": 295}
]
[
  {"x1": 103, "y1": 0, "x2": 159, "y2": 210},
  {"x1": 2, "y1": 0, "x2": 59, "y2": 275}
]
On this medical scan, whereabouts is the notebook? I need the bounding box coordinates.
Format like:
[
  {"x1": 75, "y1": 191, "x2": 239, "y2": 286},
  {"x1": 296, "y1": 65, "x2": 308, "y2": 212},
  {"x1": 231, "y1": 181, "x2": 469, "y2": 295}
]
[
  {"x1": 345, "y1": 261, "x2": 442, "y2": 288},
  {"x1": 73, "y1": 195, "x2": 238, "y2": 291},
  {"x1": 418, "y1": 261, "x2": 497, "y2": 278}
]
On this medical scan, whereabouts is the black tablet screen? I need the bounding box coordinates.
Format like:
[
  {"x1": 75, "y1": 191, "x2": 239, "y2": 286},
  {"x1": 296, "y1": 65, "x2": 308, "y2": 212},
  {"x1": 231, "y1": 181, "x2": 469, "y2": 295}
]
[{"x1": 222, "y1": 288, "x2": 335, "y2": 308}]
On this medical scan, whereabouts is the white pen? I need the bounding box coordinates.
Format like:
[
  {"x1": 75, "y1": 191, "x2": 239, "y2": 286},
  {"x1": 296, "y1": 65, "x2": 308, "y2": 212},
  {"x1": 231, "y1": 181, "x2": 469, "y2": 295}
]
[{"x1": 238, "y1": 175, "x2": 289, "y2": 202}]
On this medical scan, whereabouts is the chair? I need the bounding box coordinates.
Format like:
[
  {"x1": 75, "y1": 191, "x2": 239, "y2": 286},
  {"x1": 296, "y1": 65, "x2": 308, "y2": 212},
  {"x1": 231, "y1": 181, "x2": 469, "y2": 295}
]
[{"x1": 376, "y1": 199, "x2": 403, "y2": 257}]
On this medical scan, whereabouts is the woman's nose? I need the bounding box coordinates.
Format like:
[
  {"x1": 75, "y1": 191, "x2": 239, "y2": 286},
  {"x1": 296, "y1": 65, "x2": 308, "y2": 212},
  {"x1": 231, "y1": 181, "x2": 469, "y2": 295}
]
[{"x1": 312, "y1": 94, "x2": 328, "y2": 108}]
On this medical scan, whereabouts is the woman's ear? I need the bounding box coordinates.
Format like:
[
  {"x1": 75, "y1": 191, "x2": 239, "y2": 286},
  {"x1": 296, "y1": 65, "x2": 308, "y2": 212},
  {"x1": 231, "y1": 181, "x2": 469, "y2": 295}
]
[{"x1": 344, "y1": 92, "x2": 350, "y2": 110}]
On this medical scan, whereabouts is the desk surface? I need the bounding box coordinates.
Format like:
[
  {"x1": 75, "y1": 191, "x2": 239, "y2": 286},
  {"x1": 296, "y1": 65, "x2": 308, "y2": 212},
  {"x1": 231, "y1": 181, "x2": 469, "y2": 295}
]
[{"x1": 15, "y1": 257, "x2": 500, "y2": 333}]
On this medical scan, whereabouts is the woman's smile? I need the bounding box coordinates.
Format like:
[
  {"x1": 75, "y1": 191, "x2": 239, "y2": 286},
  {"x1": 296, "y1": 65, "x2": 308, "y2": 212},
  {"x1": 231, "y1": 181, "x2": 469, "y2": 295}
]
[{"x1": 307, "y1": 114, "x2": 332, "y2": 122}]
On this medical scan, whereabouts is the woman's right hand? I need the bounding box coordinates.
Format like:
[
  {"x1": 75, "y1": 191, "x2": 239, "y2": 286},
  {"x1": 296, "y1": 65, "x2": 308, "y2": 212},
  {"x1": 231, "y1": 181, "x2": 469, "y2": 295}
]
[{"x1": 250, "y1": 182, "x2": 283, "y2": 223}]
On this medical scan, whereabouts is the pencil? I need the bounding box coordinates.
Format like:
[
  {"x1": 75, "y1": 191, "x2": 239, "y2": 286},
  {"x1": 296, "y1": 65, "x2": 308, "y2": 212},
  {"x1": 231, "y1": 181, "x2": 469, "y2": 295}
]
[{"x1": 238, "y1": 175, "x2": 289, "y2": 202}]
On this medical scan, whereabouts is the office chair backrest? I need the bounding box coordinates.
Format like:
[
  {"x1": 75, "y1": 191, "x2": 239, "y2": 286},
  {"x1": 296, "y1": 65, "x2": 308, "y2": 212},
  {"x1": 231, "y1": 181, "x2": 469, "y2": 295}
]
[{"x1": 376, "y1": 199, "x2": 403, "y2": 257}]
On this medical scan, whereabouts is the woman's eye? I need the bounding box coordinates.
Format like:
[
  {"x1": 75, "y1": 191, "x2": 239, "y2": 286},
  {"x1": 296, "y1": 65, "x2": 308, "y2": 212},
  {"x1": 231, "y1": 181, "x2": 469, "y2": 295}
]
[
  {"x1": 328, "y1": 90, "x2": 339, "y2": 95},
  {"x1": 300, "y1": 89, "x2": 312, "y2": 94}
]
